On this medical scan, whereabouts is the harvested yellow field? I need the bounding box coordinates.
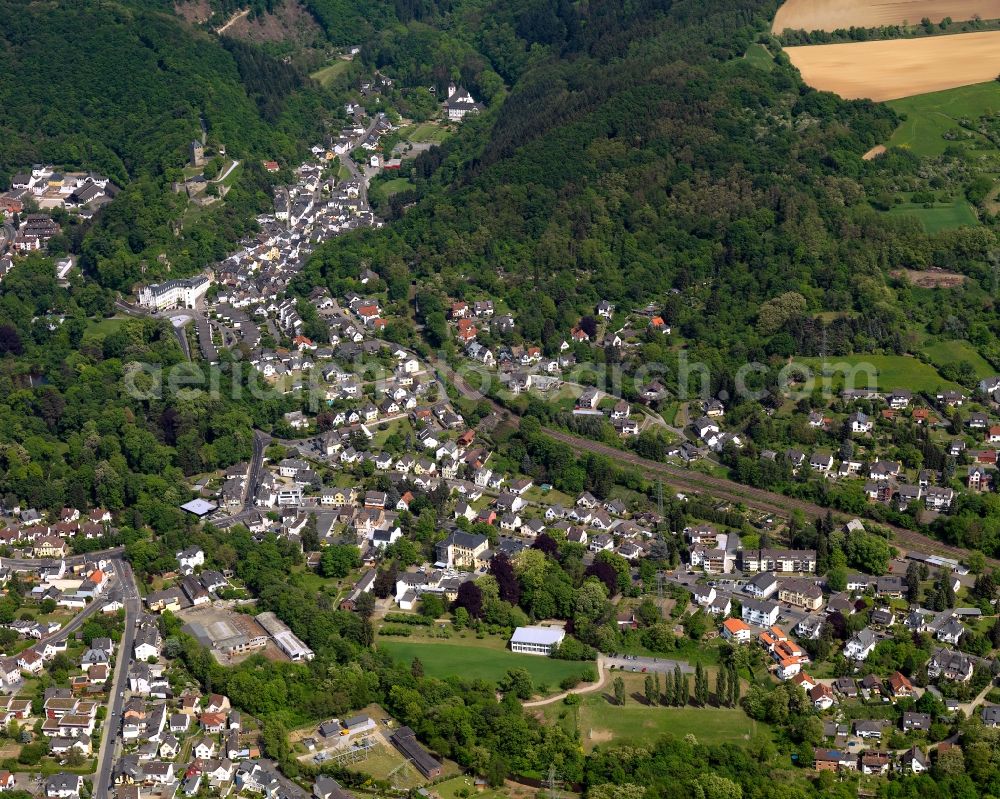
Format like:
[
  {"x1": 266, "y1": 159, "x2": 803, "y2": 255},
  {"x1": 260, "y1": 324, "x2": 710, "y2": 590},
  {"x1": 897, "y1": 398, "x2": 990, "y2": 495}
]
[
  {"x1": 773, "y1": 0, "x2": 1000, "y2": 32},
  {"x1": 785, "y1": 31, "x2": 1000, "y2": 100}
]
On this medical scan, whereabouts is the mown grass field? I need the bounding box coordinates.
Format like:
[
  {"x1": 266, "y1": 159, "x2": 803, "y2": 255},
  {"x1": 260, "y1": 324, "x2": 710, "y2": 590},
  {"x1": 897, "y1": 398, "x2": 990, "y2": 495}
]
[
  {"x1": 377, "y1": 636, "x2": 593, "y2": 690},
  {"x1": 541, "y1": 689, "x2": 763, "y2": 752},
  {"x1": 794, "y1": 354, "x2": 961, "y2": 393},
  {"x1": 372, "y1": 177, "x2": 415, "y2": 204},
  {"x1": 310, "y1": 60, "x2": 352, "y2": 86},
  {"x1": 82, "y1": 316, "x2": 126, "y2": 342},
  {"x1": 886, "y1": 197, "x2": 979, "y2": 232},
  {"x1": 888, "y1": 81, "x2": 1000, "y2": 156},
  {"x1": 923, "y1": 338, "x2": 995, "y2": 378}
]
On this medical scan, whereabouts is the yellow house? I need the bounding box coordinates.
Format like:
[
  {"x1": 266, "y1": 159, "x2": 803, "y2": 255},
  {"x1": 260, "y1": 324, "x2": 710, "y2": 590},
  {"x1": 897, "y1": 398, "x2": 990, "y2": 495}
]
[{"x1": 33, "y1": 537, "x2": 68, "y2": 558}]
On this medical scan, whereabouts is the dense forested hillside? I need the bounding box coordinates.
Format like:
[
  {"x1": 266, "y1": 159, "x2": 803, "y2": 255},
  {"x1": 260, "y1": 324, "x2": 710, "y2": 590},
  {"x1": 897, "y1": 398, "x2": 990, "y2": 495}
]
[
  {"x1": 0, "y1": 0, "x2": 293, "y2": 182},
  {"x1": 0, "y1": 0, "x2": 335, "y2": 290},
  {"x1": 304, "y1": 0, "x2": 999, "y2": 370}
]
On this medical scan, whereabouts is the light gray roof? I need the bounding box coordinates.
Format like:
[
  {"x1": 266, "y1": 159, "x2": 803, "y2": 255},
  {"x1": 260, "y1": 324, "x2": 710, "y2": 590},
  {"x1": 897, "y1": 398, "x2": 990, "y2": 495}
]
[{"x1": 511, "y1": 626, "x2": 565, "y2": 645}]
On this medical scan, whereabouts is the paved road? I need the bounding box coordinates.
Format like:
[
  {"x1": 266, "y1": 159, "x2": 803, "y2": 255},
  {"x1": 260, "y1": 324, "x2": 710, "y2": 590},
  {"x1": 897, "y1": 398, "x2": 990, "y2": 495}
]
[
  {"x1": 0, "y1": 222, "x2": 14, "y2": 254},
  {"x1": 214, "y1": 429, "x2": 270, "y2": 527},
  {"x1": 1, "y1": 547, "x2": 125, "y2": 572},
  {"x1": 94, "y1": 559, "x2": 141, "y2": 799},
  {"x1": 524, "y1": 655, "x2": 608, "y2": 707},
  {"x1": 604, "y1": 654, "x2": 694, "y2": 675}
]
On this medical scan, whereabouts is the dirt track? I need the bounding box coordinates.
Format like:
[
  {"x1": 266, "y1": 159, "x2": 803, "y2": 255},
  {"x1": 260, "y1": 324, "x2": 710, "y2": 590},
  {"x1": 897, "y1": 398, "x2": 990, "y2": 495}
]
[
  {"x1": 773, "y1": 0, "x2": 1000, "y2": 32},
  {"x1": 785, "y1": 31, "x2": 1000, "y2": 100}
]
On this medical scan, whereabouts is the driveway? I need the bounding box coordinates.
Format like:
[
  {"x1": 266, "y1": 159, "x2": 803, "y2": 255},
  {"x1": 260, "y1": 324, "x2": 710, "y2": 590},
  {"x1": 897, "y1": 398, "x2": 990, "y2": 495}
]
[{"x1": 524, "y1": 656, "x2": 608, "y2": 707}]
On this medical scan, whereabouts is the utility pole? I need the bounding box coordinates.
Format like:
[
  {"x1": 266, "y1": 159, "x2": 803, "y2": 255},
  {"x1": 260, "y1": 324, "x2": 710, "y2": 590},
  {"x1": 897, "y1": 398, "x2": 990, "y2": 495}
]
[
  {"x1": 546, "y1": 764, "x2": 560, "y2": 799},
  {"x1": 657, "y1": 478, "x2": 664, "y2": 516}
]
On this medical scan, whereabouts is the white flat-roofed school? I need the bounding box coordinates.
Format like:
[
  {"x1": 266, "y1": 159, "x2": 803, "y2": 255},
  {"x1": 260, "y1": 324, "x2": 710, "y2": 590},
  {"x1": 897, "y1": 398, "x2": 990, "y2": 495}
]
[
  {"x1": 510, "y1": 626, "x2": 565, "y2": 655},
  {"x1": 180, "y1": 499, "x2": 217, "y2": 517}
]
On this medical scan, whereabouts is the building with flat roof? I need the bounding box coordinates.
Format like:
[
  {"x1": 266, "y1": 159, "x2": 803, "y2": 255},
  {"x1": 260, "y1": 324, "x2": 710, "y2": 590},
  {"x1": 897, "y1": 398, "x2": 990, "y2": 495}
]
[
  {"x1": 180, "y1": 499, "x2": 217, "y2": 517},
  {"x1": 510, "y1": 626, "x2": 565, "y2": 656}
]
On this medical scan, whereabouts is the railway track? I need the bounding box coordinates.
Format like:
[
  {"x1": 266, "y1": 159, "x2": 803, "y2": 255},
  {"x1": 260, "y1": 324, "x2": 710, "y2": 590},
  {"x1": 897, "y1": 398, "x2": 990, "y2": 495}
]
[
  {"x1": 444, "y1": 362, "x2": 994, "y2": 567},
  {"x1": 543, "y1": 427, "x2": 997, "y2": 567}
]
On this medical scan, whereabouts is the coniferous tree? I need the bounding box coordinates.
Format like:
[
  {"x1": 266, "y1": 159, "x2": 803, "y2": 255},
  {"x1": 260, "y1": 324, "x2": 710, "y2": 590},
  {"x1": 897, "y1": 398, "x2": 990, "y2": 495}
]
[
  {"x1": 716, "y1": 665, "x2": 727, "y2": 707},
  {"x1": 613, "y1": 676, "x2": 626, "y2": 706},
  {"x1": 644, "y1": 674, "x2": 656, "y2": 705},
  {"x1": 662, "y1": 672, "x2": 674, "y2": 706}
]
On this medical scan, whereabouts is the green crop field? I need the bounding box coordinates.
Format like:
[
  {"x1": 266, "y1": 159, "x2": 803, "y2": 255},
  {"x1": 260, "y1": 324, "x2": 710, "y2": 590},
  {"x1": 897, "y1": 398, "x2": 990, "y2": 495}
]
[
  {"x1": 377, "y1": 637, "x2": 593, "y2": 690},
  {"x1": 885, "y1": 198, "x2": 979, "y2": 232},
  {"x1": 794, "y1": 354, "x2": 961, "y2": 393},
  {"x1": 923, "y1": 339, "x2": 995, "y2": 379},
  {"x1": 888, "y1": 81, "x2": 1000, "y2": 157}
]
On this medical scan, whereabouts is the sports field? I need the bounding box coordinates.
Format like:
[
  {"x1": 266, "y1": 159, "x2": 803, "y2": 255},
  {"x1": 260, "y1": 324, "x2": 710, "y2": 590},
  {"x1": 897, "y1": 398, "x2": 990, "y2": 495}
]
[
  {"x1": 377, "y1": 637, "x2": 594, "y2": 689},
  {"x1": 784, "y1": 31, "x2": 1000, "y2": 100},
  {"x1": 773, "y1": 0, "x2": 1000, "y2": 32},
  {"x1": 793, "y1": 354, "x2": 961, "y2": 393},
  {"x1": 887, "y1": 80, "x2": 1000, "y2": 155},
  {"x1": 885, "y1": 198, "x2": 979, "y2": 232}
]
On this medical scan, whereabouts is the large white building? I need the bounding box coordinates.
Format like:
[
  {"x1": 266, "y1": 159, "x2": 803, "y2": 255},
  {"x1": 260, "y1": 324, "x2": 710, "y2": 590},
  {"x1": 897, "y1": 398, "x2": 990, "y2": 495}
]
[
  {"x1": 138, "y1": 275, "x2": 211, "y2": 310},
  {"x1": 445, "y1": 85, "x2": 484, "y2": 121},
  {"x1": 510, "y1": 626, "x2": 565, "y2": 656}
]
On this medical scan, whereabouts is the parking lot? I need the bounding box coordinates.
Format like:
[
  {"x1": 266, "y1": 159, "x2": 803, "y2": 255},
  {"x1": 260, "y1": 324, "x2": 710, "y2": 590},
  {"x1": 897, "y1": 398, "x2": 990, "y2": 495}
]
[{"x1": 605, "y1": 654, "x2": 694, "y2": 674}]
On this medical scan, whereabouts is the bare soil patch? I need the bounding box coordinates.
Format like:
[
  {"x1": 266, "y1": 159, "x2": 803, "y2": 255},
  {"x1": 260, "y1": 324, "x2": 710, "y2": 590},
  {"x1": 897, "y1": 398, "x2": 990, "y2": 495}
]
[
  {"x1": 785, "y1": 31, "x2": 1000, "y2": 100},
  {"x1": 174, "y1": 0, "x2": 212, "y2": 24},
  {"x1": 890, "y1": 267, "x2": 968, "y2": 287},
  {"x1": 773, "y1": 0, "x2": 1000, "y2": 32},
  {"x1": 862, "y1": 144, "x2": 887, "y2": 160},
  {"x1": 224, "y1": 0, "x2": 324, "y2": 45}
]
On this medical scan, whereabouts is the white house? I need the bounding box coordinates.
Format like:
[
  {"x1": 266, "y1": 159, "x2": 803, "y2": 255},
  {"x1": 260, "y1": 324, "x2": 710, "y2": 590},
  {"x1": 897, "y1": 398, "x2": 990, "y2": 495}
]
[
  {"x1": 844, "y1": 628, "x2": 879, "y2": 661},
  {"x1": 741, "y1": 598, "x2": 779, "y2": 627}
]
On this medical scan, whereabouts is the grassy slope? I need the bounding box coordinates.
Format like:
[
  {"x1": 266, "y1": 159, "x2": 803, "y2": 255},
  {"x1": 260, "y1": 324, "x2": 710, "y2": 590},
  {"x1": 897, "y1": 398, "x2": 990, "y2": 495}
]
[
  {"x1": 377, "y1": 636, "x2": 593, "y2": 689},
  {"x1": 922, "y1": 338, "x2": 996, "y2": 377},
  {"x1": 744, "y1": 42, "x2": 774, "y2": 70},
  {"x1": 310, "y1": 60, "x2": 352, "y2": 86},
  {"x1": 794, "y1": 354, "x2": 962, "y2": 392},
  {"x1": 887, "y1": 81, "x2": 1000, "y2": 156}
]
